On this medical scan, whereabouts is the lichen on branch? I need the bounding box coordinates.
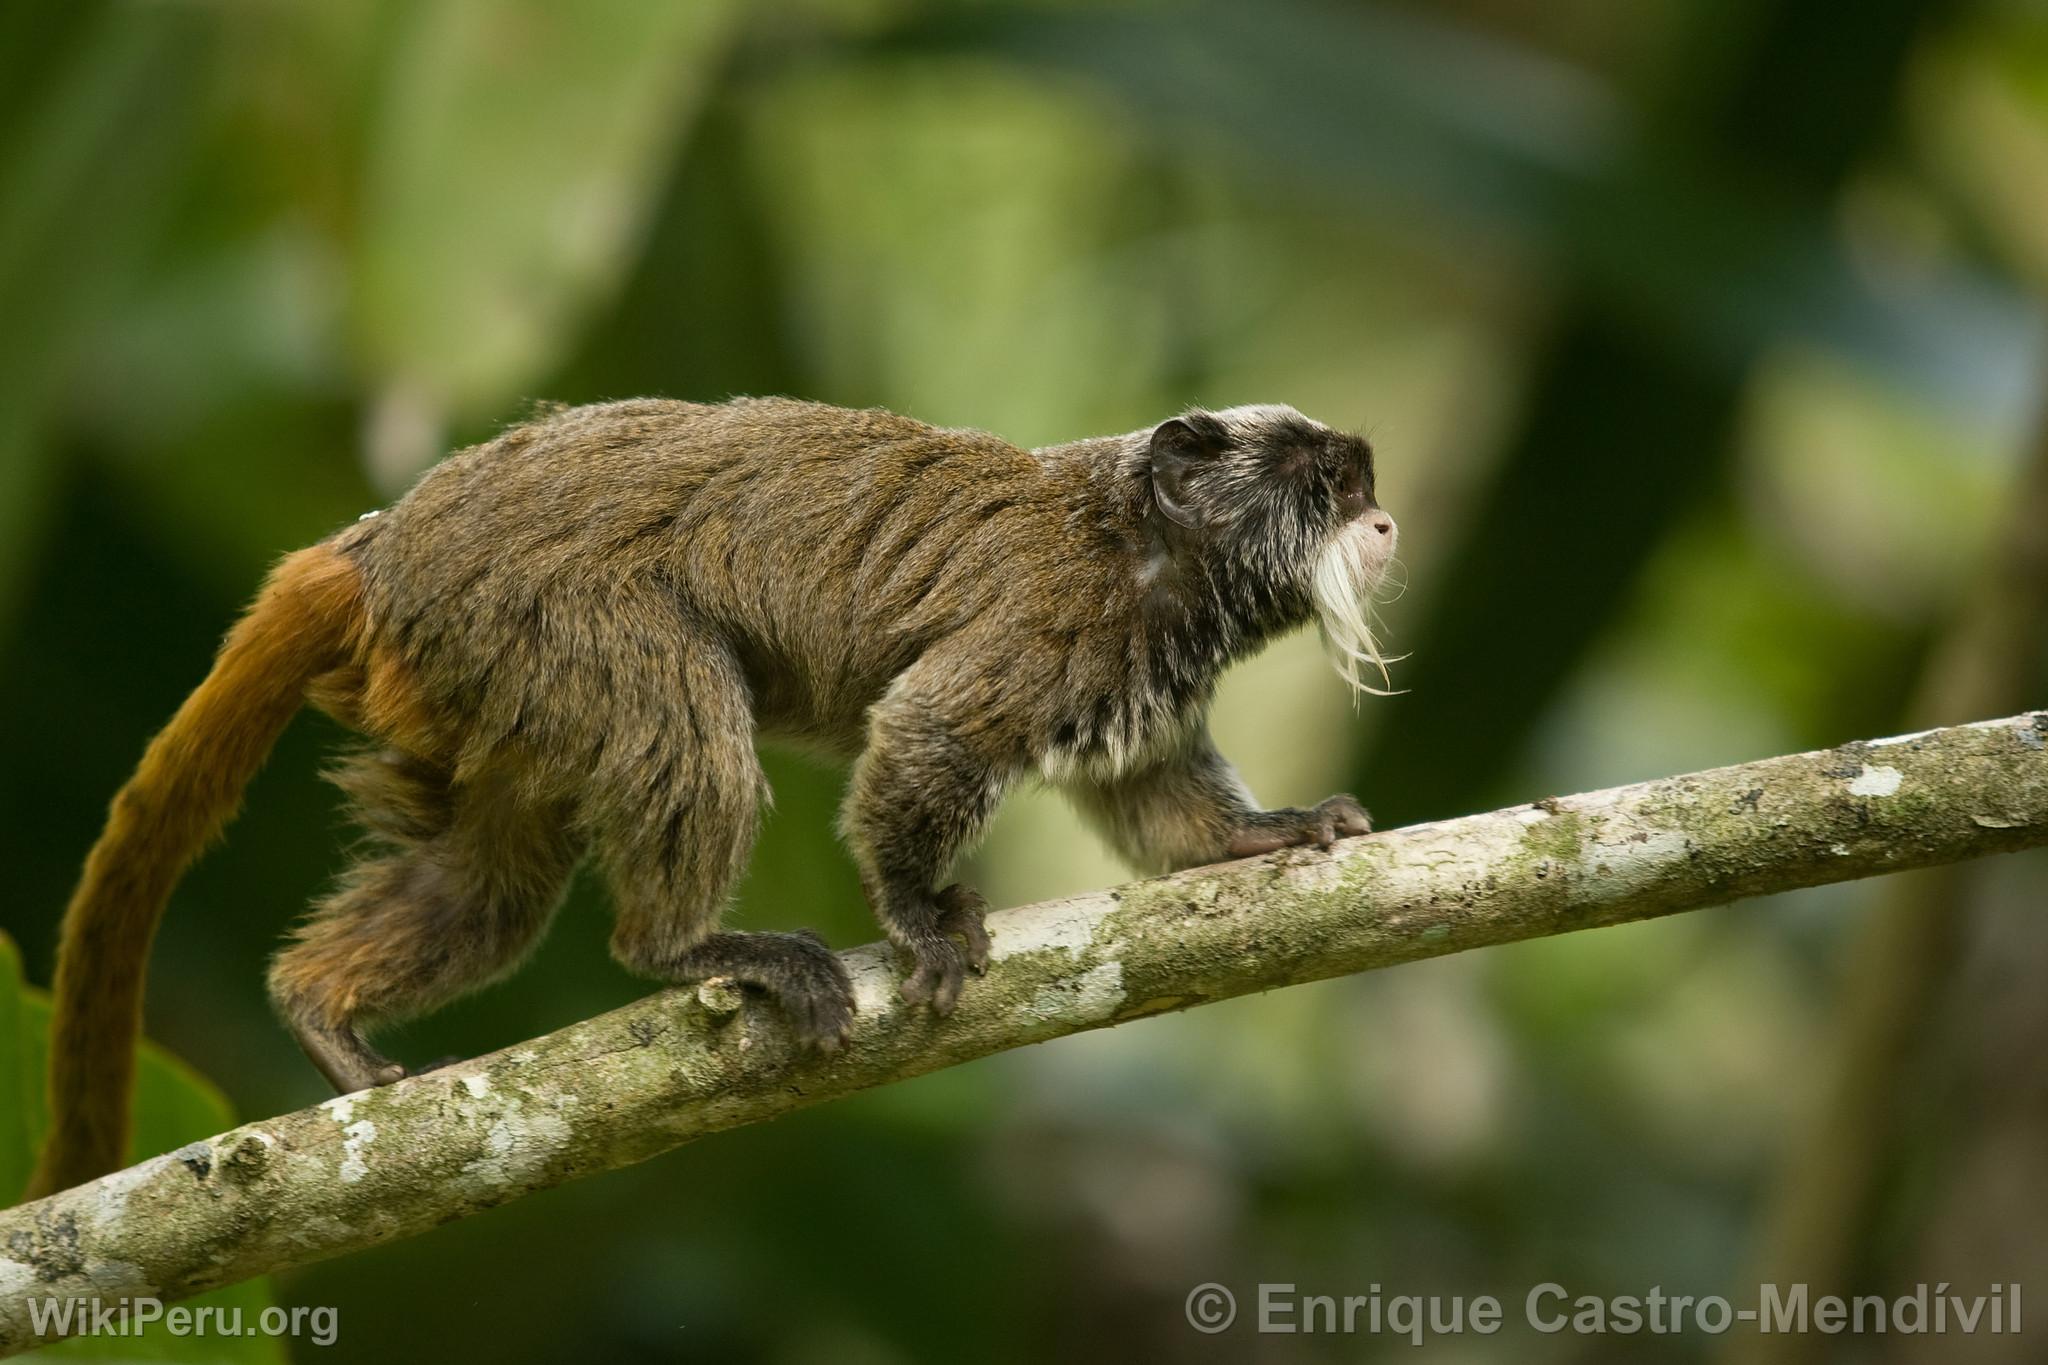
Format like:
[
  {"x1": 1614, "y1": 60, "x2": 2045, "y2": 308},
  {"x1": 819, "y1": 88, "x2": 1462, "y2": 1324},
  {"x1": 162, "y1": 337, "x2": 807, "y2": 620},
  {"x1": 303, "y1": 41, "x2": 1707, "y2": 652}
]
[{"x1": 3, "y1": 711, "x2": 2045, "y2": 1356}]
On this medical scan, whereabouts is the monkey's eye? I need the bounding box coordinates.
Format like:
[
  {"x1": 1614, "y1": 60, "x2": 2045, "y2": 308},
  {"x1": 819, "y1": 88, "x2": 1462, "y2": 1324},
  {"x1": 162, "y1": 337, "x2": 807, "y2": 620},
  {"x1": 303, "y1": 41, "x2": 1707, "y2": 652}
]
[{"x1": 1336, "y1": 458, "x2": 1372, "y2": 519}]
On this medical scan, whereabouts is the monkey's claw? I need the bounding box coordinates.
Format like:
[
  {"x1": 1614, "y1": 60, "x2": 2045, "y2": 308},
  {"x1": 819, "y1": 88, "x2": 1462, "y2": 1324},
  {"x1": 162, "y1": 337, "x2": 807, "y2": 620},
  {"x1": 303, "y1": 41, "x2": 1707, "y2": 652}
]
[
  {"x1": 935, "y1": 884, "x2": 992, "y2": 974},
  {"x1": 1309, "y1": 794, "x2": 1373, "y2": 848},
  {"x1": 898, "y1": 945, "x2": 966, "y2": 1015},
  {"x1": 777, "y1": 932, "x2": 855, "y2": 1052},
  {"x1": 790, "y1": 987, "x2": 855, "y2": 1054},
  {"x1": 898, "y1": 884, "x2": 992, "y2": 1016}
]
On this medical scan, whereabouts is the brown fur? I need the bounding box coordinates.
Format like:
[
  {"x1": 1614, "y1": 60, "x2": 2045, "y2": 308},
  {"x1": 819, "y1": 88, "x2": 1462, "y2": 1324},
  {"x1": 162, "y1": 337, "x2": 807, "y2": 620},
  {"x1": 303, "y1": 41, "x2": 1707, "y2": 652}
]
[
  {"x1": 28, "y1": 396, "x2": 1395, "y2": 1196},
  {"x1": 27, "y1": 545, "x2": 366, "y2": 1198}
]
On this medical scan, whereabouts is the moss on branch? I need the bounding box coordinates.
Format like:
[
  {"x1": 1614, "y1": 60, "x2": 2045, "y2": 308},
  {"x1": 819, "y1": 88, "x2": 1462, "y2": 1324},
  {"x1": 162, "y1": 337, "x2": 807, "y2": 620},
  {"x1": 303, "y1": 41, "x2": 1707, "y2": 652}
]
[{"x1": 4, "y1": 711, "x2": 2046, "y2": 1354}]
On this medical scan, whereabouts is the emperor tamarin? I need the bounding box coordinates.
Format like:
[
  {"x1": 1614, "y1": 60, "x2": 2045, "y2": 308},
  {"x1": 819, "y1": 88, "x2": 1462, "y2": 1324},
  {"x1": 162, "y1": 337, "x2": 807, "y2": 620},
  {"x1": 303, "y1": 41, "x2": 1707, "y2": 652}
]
[{"x1": 28, "y1": 396, "x2": 1398, "y2": 1196}]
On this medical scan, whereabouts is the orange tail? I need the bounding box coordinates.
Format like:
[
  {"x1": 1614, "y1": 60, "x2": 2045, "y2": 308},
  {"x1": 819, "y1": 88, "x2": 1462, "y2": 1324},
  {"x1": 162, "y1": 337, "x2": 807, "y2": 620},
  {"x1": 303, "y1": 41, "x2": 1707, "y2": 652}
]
[{"x1": 23, "y1": 543, "x2": 365, "y2": 1200}]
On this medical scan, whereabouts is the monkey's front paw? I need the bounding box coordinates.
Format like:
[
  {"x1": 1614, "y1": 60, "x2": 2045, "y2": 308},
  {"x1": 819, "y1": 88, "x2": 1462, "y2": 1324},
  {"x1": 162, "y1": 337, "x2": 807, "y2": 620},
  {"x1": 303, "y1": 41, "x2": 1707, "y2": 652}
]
[
  {"x1": 897, "y1": 884, "x2": 992, "y2": 1016},
  {"x1": 1309, "y1": 794, "x2": 1373, "y2": 845},
  {"x1": 1225, "y1": 794, "x2": 1373, "y2": 857},
  {"x1": 936, "y1": 884, "x2": 993, "y2": 972}
]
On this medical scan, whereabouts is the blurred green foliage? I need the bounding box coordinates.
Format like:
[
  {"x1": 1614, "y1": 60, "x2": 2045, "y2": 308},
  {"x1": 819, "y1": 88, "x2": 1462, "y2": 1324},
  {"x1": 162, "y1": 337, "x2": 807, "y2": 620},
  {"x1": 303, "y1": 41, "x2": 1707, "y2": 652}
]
[{"x1": 2, "y1": 0, "x2": 2045, "y2": 1361}]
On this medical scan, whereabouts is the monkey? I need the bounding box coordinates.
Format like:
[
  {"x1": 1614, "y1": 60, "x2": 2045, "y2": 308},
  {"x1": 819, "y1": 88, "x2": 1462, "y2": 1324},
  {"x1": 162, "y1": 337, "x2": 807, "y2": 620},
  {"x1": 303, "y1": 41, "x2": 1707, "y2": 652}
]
[{"x1": 25, "y1": 396, "x2": 1398, "y2": 1198}]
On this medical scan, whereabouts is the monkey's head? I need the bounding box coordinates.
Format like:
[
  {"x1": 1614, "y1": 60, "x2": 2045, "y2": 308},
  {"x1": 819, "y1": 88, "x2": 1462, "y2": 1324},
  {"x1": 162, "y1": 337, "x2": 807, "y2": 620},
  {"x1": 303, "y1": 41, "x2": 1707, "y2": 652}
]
[{"x1": 1144, "y1": 404, "x2": 1400, "y2": 694}]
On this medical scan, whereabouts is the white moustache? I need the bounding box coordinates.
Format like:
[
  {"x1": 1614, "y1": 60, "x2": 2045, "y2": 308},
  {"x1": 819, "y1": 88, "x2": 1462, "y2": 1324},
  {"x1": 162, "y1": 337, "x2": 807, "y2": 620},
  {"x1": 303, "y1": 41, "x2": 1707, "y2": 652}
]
[{"x1": 1312, "y1": 519, "x2": 1400, "y2": 697}]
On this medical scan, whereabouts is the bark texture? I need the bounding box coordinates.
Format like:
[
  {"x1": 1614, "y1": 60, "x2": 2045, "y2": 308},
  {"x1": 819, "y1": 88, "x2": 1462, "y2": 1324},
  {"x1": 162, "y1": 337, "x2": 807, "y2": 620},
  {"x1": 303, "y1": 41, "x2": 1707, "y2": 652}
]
[{"x1": 4, "y1": 711, "x2": 2046, "y2": 1354}]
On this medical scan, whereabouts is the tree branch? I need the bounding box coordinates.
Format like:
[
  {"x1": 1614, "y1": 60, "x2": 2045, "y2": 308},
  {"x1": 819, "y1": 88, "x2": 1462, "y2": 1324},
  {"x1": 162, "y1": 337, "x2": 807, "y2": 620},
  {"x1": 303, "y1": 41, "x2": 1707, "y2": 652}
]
[
  {"x1": 5, "y1": 711, "x2": 2047, "y2": 1354},
  {"x1": 1725, "y1": 386, "x2": 2048, "y2": 1365}
]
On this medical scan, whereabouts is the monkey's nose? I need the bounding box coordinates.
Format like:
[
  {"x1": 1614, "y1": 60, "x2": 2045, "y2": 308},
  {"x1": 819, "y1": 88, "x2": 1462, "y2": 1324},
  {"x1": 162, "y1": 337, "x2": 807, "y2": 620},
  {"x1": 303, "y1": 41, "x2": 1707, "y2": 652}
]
[{"x1": 1368, "y1": 514, "x2": 1395, "y2": 537}]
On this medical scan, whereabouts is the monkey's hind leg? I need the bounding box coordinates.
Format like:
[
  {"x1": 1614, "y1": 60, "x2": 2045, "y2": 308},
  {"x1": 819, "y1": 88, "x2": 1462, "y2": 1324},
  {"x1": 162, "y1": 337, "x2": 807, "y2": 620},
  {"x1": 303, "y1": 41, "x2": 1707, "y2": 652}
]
[
  {"x1": 269, "y1": 749, "x2": 580, "y2": 1092},
  {"x1": 587, "y1": 629, "x2": 854, "y2": 1052}
]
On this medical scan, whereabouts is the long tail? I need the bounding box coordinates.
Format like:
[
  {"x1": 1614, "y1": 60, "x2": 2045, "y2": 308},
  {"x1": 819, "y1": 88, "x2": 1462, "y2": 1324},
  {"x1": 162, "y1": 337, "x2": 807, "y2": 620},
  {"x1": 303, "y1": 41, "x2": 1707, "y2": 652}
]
[{"x1": 23, "y1": 543, "x2": 365, "y2": 1200}]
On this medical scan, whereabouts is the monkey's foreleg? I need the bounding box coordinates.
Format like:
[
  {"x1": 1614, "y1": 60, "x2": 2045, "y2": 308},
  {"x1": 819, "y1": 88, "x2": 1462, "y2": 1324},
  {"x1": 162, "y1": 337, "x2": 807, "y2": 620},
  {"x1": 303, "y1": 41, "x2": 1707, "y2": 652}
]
[
  {"x1": 1069, "y1": 730, "x2": 1372, "y2": 873},
  {"x1": 840, "y1": 690, "x2": 1006, "y2": 1015},
  {"x1": 1223, "y1": 794, "x2": 1373, "y2": 857}
]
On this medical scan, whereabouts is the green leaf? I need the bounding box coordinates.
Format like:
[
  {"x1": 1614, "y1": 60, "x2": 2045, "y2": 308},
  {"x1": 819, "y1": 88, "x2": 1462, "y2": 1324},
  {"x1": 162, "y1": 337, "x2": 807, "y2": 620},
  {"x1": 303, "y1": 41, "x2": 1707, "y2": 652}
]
[
  {"x1": 0, "y1": 934, "x2": 33, "y2": 1206},
  {"x1": 2, "y1": 940, "x2": 287, "y2": 1363}
]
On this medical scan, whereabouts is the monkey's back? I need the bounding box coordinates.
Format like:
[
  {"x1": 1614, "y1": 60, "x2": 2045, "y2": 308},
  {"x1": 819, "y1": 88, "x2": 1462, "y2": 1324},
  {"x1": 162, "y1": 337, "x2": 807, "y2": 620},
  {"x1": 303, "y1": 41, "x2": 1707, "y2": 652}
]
[{"x1": 330, "y1": 397, "x2": 1121, "y2": 774}]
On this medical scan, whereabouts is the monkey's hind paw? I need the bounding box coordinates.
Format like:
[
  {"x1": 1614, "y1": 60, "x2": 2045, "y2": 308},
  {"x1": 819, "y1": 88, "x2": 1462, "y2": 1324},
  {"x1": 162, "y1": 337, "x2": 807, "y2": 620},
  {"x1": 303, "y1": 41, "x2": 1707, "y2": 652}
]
[
  {"x1": 764, "y1": 931, "x2": 856, "y2": 1053},
  {"x1": 286, "y1": 1016, "x2": 408, "y2": 1094},
  {"x1": 787, "y1": 992, "x2": 855, "y2": 1053},
  {"x1": 669, "y1": 930, "x2": 855, "y2": 1053},
  {"x1": 898, "y1": 884, "x2": 992, "y2": 1016}
]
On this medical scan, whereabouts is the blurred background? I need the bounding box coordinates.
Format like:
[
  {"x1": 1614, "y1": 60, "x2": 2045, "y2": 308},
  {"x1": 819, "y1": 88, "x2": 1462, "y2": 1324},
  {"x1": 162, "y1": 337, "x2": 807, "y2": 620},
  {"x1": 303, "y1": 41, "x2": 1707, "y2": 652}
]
[{"x1": 3, "y1": 0, "x2": 2047, "y2": 1360}]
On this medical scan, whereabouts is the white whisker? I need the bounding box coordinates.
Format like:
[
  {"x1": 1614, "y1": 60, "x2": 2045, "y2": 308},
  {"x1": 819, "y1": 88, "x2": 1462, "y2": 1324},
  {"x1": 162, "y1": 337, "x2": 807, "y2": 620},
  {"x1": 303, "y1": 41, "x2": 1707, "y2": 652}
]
[
  {"x1": 1312, "y1": 522, "x2": 1406, "y2": 699},
  {"x1": 1375, "y1": 556, "x2": 1411, "y2": 603}
]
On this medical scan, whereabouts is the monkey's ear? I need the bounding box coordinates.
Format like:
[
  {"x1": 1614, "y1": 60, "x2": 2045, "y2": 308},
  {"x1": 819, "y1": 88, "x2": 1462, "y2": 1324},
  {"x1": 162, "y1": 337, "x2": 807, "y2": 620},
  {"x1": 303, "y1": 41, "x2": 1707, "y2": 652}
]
[{"x1": 1149, "y1": 415, "x2": 1223, "y2": 530}]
